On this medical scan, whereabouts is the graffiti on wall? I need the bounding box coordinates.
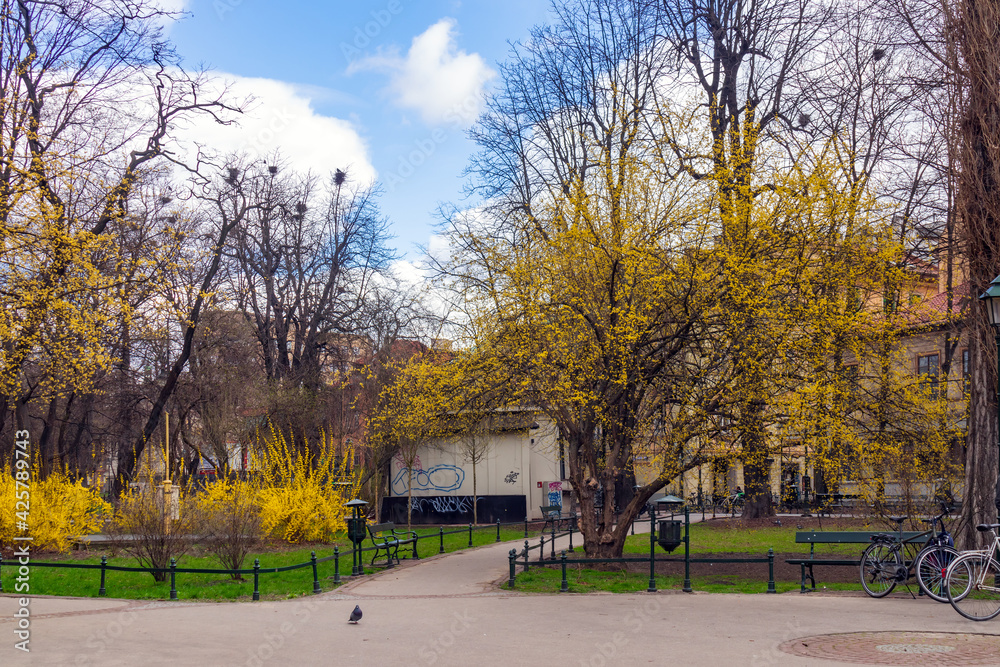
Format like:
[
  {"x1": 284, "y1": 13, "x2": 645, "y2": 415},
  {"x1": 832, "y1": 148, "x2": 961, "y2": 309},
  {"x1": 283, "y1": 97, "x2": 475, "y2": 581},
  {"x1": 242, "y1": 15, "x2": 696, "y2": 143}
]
[
  {"x1": 547, "y1": 481, "x2": 563, "y2": 508},
  {"x1": 409, "y1": 495, "x2": 473, "y2": 514},
  {"x1": 504, "y1": 471, "x2": 519, "y2": 484},
  {"x1": 391, "y1": 464, "x2": 466, "y2": 495}
]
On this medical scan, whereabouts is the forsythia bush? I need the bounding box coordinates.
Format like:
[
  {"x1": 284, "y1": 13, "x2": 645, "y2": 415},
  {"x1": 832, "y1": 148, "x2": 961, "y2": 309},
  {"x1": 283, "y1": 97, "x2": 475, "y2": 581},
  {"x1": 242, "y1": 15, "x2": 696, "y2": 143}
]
[
  {"x1": 248, "y1": 428, "x2": 362, "y2": 543},
  {"x1": 193, "y1": 476, "x2": 263, "y2": 577},
  {"x1": 0, "y1": 465, "x2": 111, "y2": 552}
]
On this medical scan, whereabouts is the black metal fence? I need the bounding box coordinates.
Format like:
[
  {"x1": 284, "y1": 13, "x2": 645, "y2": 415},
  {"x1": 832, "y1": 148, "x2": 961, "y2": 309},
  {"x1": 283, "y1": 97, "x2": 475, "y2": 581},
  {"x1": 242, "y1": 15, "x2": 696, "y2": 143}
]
[
  {"x1": 507, "y1": 508, "x2": 777, "y2": 594},
  {"x1": 0, "y1": 518, "x2": 538, "y2": 600}
]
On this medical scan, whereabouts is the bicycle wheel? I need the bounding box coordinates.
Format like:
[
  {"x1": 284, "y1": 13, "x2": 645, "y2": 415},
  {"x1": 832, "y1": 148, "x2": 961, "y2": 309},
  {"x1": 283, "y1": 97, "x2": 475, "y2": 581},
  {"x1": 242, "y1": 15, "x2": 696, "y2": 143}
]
[
  {"x1": 915, "y1": 545, "x2": 959, "y2": 603},
  {"x1": 860, "y1": 542, "x2": 901, "y2": 598},
  {"x1": 947, "y1": 553, "x2": 1000, "y2": 621}
]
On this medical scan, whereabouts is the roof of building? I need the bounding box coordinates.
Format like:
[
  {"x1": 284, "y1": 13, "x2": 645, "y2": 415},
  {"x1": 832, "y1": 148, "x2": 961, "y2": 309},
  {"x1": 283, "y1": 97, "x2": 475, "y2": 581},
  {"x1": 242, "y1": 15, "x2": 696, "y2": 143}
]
[{"x1": 904, "y1": 281, "x2": 969, "y2": 326}]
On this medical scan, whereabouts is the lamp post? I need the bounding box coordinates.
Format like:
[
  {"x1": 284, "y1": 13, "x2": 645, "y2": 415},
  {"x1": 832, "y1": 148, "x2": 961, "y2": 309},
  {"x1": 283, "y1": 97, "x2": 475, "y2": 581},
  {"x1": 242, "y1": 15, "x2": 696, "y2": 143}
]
[{"x1": 978, "y1": 276, "x2": 1000, "y2": 507}]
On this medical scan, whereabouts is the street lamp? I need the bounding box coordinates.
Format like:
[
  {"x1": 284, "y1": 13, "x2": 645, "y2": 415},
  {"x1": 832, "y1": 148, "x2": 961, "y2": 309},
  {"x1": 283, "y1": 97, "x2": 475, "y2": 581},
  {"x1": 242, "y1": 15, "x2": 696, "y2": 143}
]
[{"x1": 979, "y1": 275, "x2": 1000, "y2": 329}]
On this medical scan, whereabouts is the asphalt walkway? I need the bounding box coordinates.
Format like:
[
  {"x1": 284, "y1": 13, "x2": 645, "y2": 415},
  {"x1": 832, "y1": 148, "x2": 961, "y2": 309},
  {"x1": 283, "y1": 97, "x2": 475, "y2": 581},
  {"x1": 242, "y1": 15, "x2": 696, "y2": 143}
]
[{"x1": 2, "y1": 519, "x2": 998, "y2": 666}]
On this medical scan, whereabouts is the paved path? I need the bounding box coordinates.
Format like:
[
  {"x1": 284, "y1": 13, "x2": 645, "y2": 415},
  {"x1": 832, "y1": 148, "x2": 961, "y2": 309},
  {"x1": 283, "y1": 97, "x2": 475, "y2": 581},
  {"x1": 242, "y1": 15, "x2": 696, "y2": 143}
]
[{"x1": 2, "y1": 521, "x2": 999, "y2": 666}]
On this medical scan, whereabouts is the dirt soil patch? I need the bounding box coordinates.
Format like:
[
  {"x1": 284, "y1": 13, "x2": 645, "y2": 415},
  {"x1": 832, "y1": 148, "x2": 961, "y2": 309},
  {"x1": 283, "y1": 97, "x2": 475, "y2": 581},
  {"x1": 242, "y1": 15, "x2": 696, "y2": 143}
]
[
  {"x1": 695, "y1": 515, "x2": 882, "y2": 531},
  {"x1": 626, "y1": 552, "x2": 865, "y2": 584}
]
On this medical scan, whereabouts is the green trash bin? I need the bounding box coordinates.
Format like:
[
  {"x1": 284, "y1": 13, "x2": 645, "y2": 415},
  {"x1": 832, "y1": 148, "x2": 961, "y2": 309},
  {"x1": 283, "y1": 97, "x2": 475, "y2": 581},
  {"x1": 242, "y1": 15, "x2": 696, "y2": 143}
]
[{"x1": 657, "y1": 520, "x2": 682, "y2": 553}]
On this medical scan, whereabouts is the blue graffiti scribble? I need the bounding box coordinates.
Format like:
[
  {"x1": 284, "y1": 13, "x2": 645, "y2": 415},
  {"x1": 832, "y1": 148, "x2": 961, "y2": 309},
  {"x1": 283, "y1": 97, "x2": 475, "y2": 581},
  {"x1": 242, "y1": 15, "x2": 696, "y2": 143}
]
[{"x1": 391, "y1": 464, "x2": 466, "y2": 495}]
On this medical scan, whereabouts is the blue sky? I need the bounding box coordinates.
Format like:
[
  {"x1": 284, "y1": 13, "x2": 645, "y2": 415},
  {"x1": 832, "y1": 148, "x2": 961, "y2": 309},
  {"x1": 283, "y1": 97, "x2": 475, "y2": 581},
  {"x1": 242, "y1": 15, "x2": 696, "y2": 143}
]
[{"x1": 166, "y1": 0, "x2": 553, "y2": 267}]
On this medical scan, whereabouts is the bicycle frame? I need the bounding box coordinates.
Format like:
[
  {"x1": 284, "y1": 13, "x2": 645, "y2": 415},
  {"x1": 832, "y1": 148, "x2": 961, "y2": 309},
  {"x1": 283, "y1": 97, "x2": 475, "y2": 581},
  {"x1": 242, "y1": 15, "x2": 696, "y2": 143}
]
[{"x1": 953, "y1": 533, "x2": 1000, "y2": 593}]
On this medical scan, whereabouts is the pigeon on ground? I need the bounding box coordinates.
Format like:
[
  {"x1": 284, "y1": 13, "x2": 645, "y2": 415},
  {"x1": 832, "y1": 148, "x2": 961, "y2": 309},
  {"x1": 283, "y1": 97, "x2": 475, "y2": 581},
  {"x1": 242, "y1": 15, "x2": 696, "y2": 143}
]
[
  {"x1": 773, "y1": 520, "x2": 782, "y2": 527},
  {"x1": 349, "y1": 605, "x2": 362, "y2": 624}
]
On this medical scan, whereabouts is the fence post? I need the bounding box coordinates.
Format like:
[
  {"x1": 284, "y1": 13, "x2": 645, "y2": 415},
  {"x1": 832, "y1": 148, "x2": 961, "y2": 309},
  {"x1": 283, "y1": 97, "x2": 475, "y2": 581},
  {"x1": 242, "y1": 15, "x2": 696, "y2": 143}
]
[
  {"x1": 550, "y1": 520, "x2": 557, "y2": 559},
  {"x1": 468, "y1": 523, "x2": 473, "y2": 548},
  {"x1": 169, "y1": 558, "x2": 178, "y2": 601},
  {"x1": 539, "y1": 534, "x2": 545, "y2": 562},
  {"x1": 496, "y1": 519, "x2": 501, "y2": 542},
  {"x1": 648, "y1": 518, "x2": 657, "y2": 593},
  {"x1": 524, "y1": 516, "x2": 529, "y2": 538},
  {"x1": 560, "y1": 551, "x2": 569, "y2": 593},
  {"x1": 568, "y1": 516, "x2": 574, "y2": 553},
  {"x1": 253, "y1": 558, "x2": 260, "y2": 601},
  {"x1": 334, "y1": 547, "x2": 341, "y2": 585},
  {"x1": 412, "y1": 533, "x2": 420, "y2": 560},
  {"x1": 508, "y1": 549, "x2": 517, "y2": 589},
  {"x1": 311, "y1": 551, "x2": 321, "y2": 594},
  {"x1": 682, "y1": 506, "x2": 692, "y2": 592},
  {"x1": 523, "y1": 539, "x2": 530, "y2": 571},
  {"x1": 767, "y1": 548, "x2": 776, "y2": 594},
  {"x1": 439, "y1": 526, "x2": 445, "y2": 554},
  {"x1": 99, "y1": 555, "x2": 107, "y2": 597}
]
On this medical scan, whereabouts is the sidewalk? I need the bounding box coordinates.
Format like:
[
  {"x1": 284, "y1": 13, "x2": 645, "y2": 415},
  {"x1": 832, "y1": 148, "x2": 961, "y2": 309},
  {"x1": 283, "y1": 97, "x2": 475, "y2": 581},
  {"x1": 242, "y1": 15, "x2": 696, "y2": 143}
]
[{"x1": 2, "y1": 518, "x2": 996, "y2": 666}]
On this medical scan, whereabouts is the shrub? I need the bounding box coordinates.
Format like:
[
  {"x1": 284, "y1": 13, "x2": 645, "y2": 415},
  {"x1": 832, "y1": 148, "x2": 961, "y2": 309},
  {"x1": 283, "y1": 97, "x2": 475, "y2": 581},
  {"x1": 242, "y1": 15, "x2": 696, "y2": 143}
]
[
  {"x1": 250, "y1": 427, "x2": 361, "y2": 543},
  {"x1": 0, "y1": 465, "x2": 111, "y2": 553},
  {"x1": 196, "y1": 477, "x2": 262, "y2": 579},
  {"x1": 108, "y1": 481, "x2": 202, "y2": 581}
]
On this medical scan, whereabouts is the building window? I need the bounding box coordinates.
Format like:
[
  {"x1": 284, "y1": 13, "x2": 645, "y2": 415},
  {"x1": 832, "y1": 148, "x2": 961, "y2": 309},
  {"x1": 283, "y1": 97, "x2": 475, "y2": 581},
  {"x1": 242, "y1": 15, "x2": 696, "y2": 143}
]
[
  {"x1": 917, "y1": 353, "x2": 940, "y2": 395},
  {"x1": 963, "y1": 348, "x2": 970, "y2": 395}
]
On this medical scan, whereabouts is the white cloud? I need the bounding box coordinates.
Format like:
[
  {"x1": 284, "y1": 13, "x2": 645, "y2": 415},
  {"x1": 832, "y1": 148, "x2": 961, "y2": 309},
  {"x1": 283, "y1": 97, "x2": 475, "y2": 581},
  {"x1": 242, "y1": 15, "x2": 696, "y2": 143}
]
[
  {"x1": 153, "y1": 0, "x2": 189, "y2": 12},
  {"x1": 175, "y1": 74, "x2": 375, "y2": 183},
  {"x1": 151, "y1": 0, "x2": 189, "y2": 33},
  {"x1": 350, "y1": 19, "x2": 495, "y2": 127}
]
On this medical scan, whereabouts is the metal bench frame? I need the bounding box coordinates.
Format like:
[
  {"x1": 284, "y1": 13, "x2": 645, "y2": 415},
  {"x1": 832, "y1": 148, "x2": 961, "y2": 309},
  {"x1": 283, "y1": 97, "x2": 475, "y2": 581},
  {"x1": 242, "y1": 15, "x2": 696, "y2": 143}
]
[
  {"x1": 366, "y1": 522, "x2": 417, "y2": 567},
  {"x1": 787, "y1": 530, "x2": 927, "y2": 593}
]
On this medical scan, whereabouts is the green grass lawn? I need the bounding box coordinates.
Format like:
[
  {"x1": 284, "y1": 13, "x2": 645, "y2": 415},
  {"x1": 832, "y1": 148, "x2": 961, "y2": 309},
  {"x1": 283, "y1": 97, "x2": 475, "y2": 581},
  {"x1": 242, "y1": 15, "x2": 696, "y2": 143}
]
[
  {"x1": 506, "y1": 566, "x2": 863, "y2": 595},
  {"x1": 508, "y1": 518, "x2": 874, "y2": 594},
  {"x1": 7, "y1": 523, "x2": 538, "y2": 601},
  {"x1": 622, "y1": 520, "x2": 875, "y2": 555}
]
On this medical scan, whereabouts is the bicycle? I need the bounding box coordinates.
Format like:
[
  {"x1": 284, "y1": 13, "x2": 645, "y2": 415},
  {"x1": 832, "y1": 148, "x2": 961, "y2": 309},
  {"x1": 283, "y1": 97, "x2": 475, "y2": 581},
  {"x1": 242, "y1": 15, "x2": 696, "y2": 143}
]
[
  {"x1": 721, "y1": 492, "x2": 744, "y2": 515},
  {"x1": 943, "y1": 522, "x2": 1000, "y2": 621},
  {"x1": 912, "y1": 508, "x2": 958, "y2": 602},
  {"x1": 859, "y1": 505, "x2": 958, "y2": 600}
]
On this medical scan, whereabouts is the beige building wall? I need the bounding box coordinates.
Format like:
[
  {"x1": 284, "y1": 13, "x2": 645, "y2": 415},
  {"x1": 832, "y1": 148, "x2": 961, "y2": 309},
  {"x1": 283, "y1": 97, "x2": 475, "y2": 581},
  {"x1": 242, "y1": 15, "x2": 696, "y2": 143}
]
[{"x1": 387, "y1": 416, "x2": 562, "y2": 519}]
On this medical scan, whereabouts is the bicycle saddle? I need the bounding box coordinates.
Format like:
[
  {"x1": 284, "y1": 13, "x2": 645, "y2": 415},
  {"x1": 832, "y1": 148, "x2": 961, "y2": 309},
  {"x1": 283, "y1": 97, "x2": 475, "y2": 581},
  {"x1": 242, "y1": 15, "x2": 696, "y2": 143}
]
[
  {"x1": 889, "y1": 516, "x2": 908, "y2": 524},
  {"x1": 975, "y1": 523, "x2": 1000, "y2": 531}
]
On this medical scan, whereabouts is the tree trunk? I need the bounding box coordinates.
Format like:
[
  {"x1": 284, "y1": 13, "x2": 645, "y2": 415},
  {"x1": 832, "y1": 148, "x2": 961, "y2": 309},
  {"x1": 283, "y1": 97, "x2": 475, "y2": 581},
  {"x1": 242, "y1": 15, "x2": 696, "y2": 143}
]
[
  {"x1": 472, "y1": 459, "x2": 478, "y2": 525},
  {"x1": 406, "y1": 466, "x2": 413, "y2": 531},
  {"x1": 955, "y1": 0, "x2": 1000, "y2": 549},
  {"x1": 742, "y1": 399, "x2": 775, "y2": 519},
  {"x1": 959, "y1": 325, "x2": 999, "y2": 548}
]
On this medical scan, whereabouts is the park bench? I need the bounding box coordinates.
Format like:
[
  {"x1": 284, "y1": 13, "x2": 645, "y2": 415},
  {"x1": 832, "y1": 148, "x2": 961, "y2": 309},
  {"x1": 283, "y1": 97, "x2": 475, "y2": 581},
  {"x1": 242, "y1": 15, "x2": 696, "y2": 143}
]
[
  {"x1": 540, "y1": 504, "x2": 565, "y2": 528},
  {"x1": 787, "y1": 530, "x2": 927, "y2": 593},
  {"x1": 542, "y1": 504, "x2": 575, "y2": 534},
  {"x1": 366, "y1": 522, "x2": 418, "y2": 567}
]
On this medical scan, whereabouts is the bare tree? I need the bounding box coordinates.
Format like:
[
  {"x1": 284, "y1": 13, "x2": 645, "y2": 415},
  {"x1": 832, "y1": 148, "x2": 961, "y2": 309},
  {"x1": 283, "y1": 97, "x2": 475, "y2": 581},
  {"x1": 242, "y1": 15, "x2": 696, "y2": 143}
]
[
  {"x1": 0, "y1": 0, "x2": 241, "y2": 468},
  {"x1": 953, "y1": 0, "x2": 1000, "y2": 545},
  {"x1": 228, "y1": 162, "x2": 394, "y2": 390},
  {"x1": 890, "y1": 0, "x2": 1000, "y2": 546},
  {"x1": 112, "y1": 159, "x2": 268, "y2": 495}
]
